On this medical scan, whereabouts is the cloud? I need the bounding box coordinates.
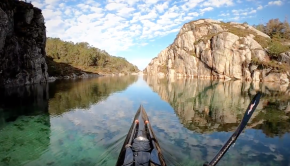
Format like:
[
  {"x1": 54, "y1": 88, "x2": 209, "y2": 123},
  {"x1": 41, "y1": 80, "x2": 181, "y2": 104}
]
[
  {"x1": 117, "y1": 7, "x2": 136, "y2": 17},
  {"x1": 200, "y1": 7, "x2": 214, "y2": 12},
  {"x1": 202, "y1": 0, "x2": 234, "y2": 7},
  {"x1": 268, "y1": 1, "x2": 283, "y2": 6},
  {"x1": 155, "y1": 2, "x2": 169, "y2": 13},
  {"x1": 144, "y1": 0, "x2": 162, "y2": 5},
  {"x1": 40, "y1": 0, "x2": 226, "y2": 55},
  {"x1": 42, "y1": 9, "x2": 62, "y2": 20},
  {"x1": 126, "y1": 0, "x2": 141, "y2": 6},
  {"x1": 231, "y1": 8, "x2": 256, "y2": 16},
  {"x1": 182, "y1": 0, "x2": 205, "y2": 10},
  {"x1": 34, "y1": 0, "x2": 289, "y2": 70},
  {"x1": 44, "y1": 0, "x2": 60, "y2": 5},
  {"x1": 219, "y1": 12, "x2": 230, "y2": 17},
  {"x1": 105, "y1": 2, "x2": 127, "y2": 11}
]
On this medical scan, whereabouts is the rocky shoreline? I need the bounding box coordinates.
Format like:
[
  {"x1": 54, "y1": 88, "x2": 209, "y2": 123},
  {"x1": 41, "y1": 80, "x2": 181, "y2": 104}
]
[{"x1": 47, "y1": 71, "x2": 143, "y2": 82}]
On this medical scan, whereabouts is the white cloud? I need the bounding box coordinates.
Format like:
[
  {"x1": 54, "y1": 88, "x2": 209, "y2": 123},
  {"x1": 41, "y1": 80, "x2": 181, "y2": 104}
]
[
  {"x1": 144, "y1": 0, "x2": 162, "y2": 5},
  {"x1": 231, "y1": 8, "x2": 256, "y2": 16},
  {"x1": 202, "y1": 0, "x2": 234, "y2": 7},
  {"x1": 117, "y1": 7, "x2": 136, "y2": 17},
  {"x1": 139, "y1": 10, "x2": 158, "y2": 20},
  {"x1": 44, "y1": 0, "x2": 60, "y2": 5},
  {"x1": 42, "y1": 9, "x2": 62, "y2": 20},
  {"x1": 155, "y1": 2, "x2": 169, "y2": 13},
  {"x1": 268, "y1": 1, "x2": 282, "y2": 6},
  {"x1": 219, "y1": 13, "x2": 230, "y2": 17},
  {"x1": 105, "y1": 2, "x2": 127, "y2": 11},
  {"x1": 36, "y1": 0, "x2": 284, "y2": 70},
  {"x1": 127, "y1": 0, "x2": 140, "y2": 6},
  {"x1": 182, "y1": 0, "x2": 205, "y2": 10},
  {"x1": 200, "y1": 7, "x2": 214, "y2": 12}
]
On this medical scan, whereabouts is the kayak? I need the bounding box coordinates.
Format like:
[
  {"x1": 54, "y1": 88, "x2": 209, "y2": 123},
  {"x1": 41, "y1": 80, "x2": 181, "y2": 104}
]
[
  {"x1": 116, "y1": 105, "x2": 166, "y2": 166},
  {"x1": 116, "y1": 92, "x2": 261, "y2": 166}
]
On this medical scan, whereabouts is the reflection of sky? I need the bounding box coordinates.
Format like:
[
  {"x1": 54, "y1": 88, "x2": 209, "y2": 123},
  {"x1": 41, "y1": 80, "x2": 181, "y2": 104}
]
[
  {"x1": 4, "y1": 76, "x2": 289, "y2": 166},
  {"x1": 122, "y1": 76, "x2": 175, "y2": 114}
]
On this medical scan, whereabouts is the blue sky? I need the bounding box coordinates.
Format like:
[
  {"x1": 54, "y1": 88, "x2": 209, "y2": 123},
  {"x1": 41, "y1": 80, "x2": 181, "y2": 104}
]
[{"x1": 32, "y1": 0, "x2": 290, "y2": 70}]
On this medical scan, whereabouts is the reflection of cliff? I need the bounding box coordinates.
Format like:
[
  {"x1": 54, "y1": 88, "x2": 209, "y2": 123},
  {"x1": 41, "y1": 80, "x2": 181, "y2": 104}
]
[
  {"x1": 48, "y1": 76, "x2": 138, "y2": 115},
  {"x1": 144, "y1": 76, "x2": 290, "y2": 136},
  {"x1": 0, "y1": 84, "x2": 49, "y2": 126},
  {"x1": 0, "y1": 85, "x2": 50, "y2": 165}
]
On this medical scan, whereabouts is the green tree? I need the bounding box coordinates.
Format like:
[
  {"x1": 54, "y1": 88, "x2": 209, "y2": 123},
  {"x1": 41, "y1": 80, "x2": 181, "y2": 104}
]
[{"x1": 45, "y1": 38, "x2": 140, "y2": 76}]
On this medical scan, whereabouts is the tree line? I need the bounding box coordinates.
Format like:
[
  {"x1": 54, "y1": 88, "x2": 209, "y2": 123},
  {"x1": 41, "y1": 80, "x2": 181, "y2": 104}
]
[
  {"x1": 45, "y1": 38, "x2": 139, "y2": 74},
  {"x1": 253, "y1": 18, "x2": 290, "y2": 58},
  {"x1": 253, "y1": 18, "x2": 290, "y2": 40}
]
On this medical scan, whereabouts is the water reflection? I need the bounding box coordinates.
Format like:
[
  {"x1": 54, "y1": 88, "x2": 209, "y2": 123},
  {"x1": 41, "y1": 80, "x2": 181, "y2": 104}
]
[
  {"x1": 0, "y1": 76, "x2": 138, "y2": 166},
  {"x1": 0, "y1": 84, "x2": 49, "y2": 127},
  {"x1": 144, "y1": 76, "x2": 290, "y2": 135},
  {"x1": 0, "y1": 84, "x2": 50, "y2": 165},
  {"x1": 144, "y1": 76, "x2": 290, "y2": 165},
  {"x1": 48, "y1": 76, "x2": 138, "y2": 115},
  {"x1": 0, "y1": 76, "x2": 290, "y2": 166}
]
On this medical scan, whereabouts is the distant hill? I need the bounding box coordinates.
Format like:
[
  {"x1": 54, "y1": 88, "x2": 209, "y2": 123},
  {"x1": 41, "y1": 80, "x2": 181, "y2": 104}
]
[{"x1": 45, "y1": 38, "x2": 139, "y2": 77}]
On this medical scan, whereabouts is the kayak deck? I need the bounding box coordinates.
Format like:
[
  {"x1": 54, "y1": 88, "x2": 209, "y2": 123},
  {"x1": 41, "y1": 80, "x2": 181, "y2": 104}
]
[{"x1": 116, "y1": 105, "x2": 166, "y2": 166}]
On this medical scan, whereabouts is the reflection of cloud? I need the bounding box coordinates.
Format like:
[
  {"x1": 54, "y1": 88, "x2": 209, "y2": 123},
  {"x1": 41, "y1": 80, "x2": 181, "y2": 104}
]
[
  {"x1": 24, "y1": 76, "x2": 290, "y2": 166},
  {"x1": 145, "y1": 76, "x2": 290, "y2": 134},
  {"x1": 143, "y1": 76, "x2": 290, "y2": 165}
]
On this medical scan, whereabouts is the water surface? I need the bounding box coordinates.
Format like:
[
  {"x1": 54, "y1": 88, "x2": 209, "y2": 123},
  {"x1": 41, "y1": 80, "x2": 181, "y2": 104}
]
[{"x1": 1, "y1": 75, "x2": 290, "y2": 166}]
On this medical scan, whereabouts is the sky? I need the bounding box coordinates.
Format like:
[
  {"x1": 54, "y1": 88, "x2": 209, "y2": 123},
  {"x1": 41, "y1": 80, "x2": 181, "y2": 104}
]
[{"x1": 31, "y1": 0, "x2": 290, "y2": 70}]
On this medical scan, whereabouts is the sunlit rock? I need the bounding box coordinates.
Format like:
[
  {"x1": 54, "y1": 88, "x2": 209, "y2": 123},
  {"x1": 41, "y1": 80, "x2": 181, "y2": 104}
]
[{"x1": 144, "y1": 19, "x2": 289, "y2": 83}]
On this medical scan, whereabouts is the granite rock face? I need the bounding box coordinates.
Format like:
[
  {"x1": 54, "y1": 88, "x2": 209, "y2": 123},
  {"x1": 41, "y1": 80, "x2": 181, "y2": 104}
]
[
  {"x1": 0, "y1": 1, "x2": 47, "y2": 87},
  {"x1": 144, "y1": 19, "x2": 289, "y2": 83}
]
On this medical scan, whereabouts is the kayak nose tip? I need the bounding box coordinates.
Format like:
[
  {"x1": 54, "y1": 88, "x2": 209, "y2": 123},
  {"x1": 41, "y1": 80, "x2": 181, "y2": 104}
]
[{"x1": 203, "y1": 162, "x2": 209, "y2": 166}]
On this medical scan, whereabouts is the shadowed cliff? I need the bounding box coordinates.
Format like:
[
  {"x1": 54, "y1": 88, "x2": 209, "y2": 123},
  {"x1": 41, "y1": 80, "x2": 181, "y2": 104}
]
[{"x1": 0, "y1": 0, "x2": 48, "y2": 86}]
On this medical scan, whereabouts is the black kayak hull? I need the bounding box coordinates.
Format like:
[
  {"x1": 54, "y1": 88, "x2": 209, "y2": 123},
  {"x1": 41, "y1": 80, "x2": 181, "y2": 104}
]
[{"x1": 116, "y1": 105, "x2": 166, "y2": 166}]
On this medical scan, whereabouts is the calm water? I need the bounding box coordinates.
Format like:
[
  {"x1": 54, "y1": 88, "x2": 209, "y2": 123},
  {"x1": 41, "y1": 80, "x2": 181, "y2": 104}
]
[{"x1": 0, "y1": 75, "x2": 290, "y2": 166}]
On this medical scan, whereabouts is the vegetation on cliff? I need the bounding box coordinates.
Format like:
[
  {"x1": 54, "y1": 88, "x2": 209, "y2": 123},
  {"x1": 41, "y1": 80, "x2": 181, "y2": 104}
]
[
  {"x1": 254, "y1": 18, "x2": 290, "y2": 40},
  {"x1": 253, "y1": 18, "x2": 290, "y2": 56},
  {"x1": 45, "y1": 38, "x2": 139, "y2": 77}
]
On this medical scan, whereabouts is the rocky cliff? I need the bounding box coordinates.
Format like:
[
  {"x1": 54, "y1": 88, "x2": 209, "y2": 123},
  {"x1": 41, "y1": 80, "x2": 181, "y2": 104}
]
[
  {"x1": 0, "y1": 0, "x2": 47, "y2": 87},
  {"x1": 144, "y1": 19, "x2": 290, "y2": 83}
]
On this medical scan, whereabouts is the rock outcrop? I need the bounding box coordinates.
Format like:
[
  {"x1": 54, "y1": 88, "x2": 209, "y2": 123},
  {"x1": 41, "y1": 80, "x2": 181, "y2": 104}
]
[
  {"x1": 144, "y1": 19, "x2": 290, "y2": 83},
  {"x1": 0, "y1": 1, "x2": 47, "y2": 87}
]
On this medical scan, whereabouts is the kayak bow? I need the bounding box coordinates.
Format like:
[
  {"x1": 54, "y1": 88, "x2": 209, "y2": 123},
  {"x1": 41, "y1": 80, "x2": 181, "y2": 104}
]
[
  {"x1": 116, "y1": 92, "x2": 261, "y2": 166},
  {"x1": 116, "y1": 105, "x2": 166, "y2": 166}
]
